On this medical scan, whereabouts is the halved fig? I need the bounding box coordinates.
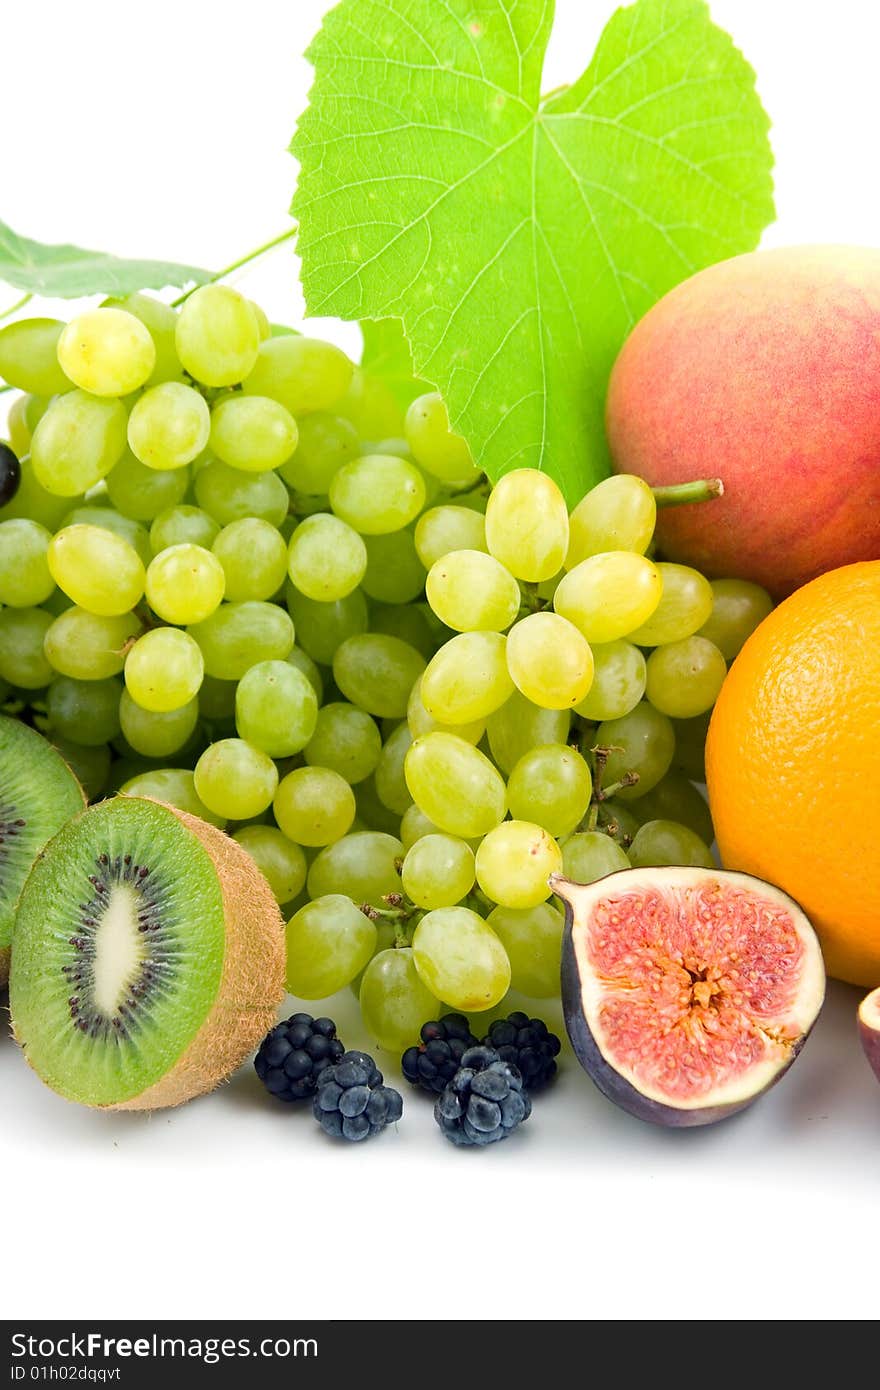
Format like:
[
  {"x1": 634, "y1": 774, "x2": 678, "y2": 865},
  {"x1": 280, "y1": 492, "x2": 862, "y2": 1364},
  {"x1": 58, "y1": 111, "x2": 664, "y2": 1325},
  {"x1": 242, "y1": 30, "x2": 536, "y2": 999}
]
[
  {"x1": 858, "y1": 986, "x2": 880, "y2": 1085},
  {"x1": 553, "y1": 867, "x2": 825, "y2": 1127}
]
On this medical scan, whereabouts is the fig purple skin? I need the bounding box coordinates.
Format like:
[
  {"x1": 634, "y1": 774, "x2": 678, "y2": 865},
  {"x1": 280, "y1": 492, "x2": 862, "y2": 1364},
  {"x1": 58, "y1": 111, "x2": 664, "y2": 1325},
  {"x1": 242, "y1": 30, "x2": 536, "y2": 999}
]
[
  {"x1": 554, "y1": 868, "x2": 826, "y2": 1129},
  {"x1": 858, "y1": 986, "x2": 880, "y2": 1084}
]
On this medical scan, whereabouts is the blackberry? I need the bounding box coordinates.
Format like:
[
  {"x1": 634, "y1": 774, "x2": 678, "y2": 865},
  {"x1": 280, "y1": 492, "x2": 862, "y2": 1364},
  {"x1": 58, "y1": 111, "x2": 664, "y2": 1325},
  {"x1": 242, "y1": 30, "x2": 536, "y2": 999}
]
[
  {"x1": 401, "y1": 1012, "x2": 478, "y2": 1094},
  {"x1": 313, "y1": 1050, "x2": 404, "y2": 1141},
  {"x1": 254, "y1": 1013, "x2": 345, "y2": 1102},
  {"x1": 482, "y1": 1012, "x2": 561, "y2": 1091},
  {"x1": 434, "y1": 1045, "x2": 531, "y2": 1147}
]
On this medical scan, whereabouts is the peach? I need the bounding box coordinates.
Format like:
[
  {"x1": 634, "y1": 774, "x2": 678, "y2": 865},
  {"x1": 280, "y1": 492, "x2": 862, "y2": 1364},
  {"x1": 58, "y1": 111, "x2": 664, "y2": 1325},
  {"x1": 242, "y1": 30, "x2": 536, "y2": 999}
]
[{"x1": 605, "y1": 245, "x2": 880, "y2": 598}]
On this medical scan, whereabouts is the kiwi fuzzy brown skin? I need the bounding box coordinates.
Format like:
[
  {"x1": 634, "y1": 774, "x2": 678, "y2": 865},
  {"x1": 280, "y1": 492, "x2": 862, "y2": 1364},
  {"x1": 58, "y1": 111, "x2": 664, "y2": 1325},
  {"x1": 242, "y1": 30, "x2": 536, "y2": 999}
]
[{"x1": 10, "y1": 798, "x2": 286, "y2": 1111}]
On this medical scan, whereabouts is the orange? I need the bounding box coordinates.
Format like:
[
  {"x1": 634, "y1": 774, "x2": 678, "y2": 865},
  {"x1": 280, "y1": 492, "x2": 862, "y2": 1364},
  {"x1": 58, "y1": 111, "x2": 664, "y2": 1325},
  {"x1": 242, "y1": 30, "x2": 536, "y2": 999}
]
[{"x1": 706, "y1": 561, "x2": 880, "y2": 987}]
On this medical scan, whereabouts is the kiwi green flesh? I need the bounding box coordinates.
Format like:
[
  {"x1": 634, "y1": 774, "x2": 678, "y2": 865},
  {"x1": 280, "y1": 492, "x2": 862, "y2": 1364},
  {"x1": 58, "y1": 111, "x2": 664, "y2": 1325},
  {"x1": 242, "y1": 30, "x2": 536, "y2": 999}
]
[
  {"x1": 10, "y1": 797, "x2": 226, "y2": 1106},
  {"x1": 0, "y1": 716, "x2": 86, "y2": 960}
]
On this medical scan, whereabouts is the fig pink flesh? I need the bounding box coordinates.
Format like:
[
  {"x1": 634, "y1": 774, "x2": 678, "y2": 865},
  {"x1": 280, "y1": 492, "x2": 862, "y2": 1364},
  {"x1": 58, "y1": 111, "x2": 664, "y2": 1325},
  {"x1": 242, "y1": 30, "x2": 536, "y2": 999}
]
[
  {"x1": 585, "y1": 879, "x2": 808, "y2": 1103},
  {"x1": 858, "y1": 986, "x2": 880, "y2": 1084}
]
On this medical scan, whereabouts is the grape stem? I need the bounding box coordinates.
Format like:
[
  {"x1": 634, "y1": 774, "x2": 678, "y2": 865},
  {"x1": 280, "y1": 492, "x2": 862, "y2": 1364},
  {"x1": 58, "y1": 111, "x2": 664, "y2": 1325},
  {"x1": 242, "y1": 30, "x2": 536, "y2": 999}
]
[
  {"x1": 594, "y1": 771, "x2": 640, "y2": 802},
  {"x1": 0, "y1": 291, "x2": 33, "y2": 322},
  {"x1": 652, "y1": 478, "x2": 724, "y2": 508},
  {"x1": 170, "y1": 226, "x2": 298, "y2": 307}
]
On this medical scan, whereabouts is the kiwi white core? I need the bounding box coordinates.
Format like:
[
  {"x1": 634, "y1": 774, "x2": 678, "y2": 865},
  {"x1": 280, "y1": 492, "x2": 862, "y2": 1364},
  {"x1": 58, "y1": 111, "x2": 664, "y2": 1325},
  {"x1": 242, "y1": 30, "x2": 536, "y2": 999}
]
[{"x1": 92, "y1": 884, "x2": 146, "y2": 1017}]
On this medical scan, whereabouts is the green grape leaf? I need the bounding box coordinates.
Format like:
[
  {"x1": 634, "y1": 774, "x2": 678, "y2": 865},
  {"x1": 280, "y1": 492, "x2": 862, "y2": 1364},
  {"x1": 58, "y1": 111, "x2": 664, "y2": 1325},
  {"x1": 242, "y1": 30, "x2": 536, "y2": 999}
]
[
  {"x1": 293, "y1": 0, "x2": 774, "y2": 503},
  {"x1": 0, "y1": 218, "x2": 213, "y2": 298},
  {"x1": 360, "y1": 317, "x2": 431, "y2": 409}
]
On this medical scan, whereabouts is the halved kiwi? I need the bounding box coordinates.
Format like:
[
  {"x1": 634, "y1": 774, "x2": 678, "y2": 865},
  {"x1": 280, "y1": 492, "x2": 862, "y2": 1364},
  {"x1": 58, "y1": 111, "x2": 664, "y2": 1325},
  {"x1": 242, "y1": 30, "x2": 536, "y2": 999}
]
[
  {"x1": 0, "y1": 716, "x2": 87, "y2": 986},
  {"x1": 10, "y1": 796, "x2": 285, "y2": 1109}
]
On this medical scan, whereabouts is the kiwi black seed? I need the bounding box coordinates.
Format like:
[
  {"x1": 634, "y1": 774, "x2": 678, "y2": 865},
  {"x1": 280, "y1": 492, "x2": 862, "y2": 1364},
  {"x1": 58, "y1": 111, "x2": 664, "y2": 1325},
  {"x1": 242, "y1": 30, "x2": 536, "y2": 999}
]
[
  {"x1": 10, "y1": 795, "x2": 285, "y2": 1109},
  {"x1": 0, "y1": 716, "x2": 86, "y2": 986}
]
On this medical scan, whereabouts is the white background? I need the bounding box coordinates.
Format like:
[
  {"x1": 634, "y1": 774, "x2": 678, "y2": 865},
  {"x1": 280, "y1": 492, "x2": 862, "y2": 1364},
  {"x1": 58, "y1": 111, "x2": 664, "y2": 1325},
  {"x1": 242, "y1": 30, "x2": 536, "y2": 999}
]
[{"x1": 2, "y1": 0, "x2": 880, "y2": 1322}]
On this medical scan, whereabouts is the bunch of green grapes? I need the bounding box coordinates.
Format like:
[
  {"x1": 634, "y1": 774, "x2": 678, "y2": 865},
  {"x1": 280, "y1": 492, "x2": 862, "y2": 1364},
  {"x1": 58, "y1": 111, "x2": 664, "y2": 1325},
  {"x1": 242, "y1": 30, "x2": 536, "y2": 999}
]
[{"x1": 0, "y1": 287, "x2": 774, "y2": 1053}]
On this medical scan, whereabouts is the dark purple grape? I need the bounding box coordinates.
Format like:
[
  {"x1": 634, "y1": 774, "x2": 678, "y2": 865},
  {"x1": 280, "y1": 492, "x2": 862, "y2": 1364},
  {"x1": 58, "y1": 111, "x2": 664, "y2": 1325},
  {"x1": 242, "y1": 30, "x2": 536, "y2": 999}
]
[{"x1": 0, "y1": 443, "x2": 21, "y2": 507}]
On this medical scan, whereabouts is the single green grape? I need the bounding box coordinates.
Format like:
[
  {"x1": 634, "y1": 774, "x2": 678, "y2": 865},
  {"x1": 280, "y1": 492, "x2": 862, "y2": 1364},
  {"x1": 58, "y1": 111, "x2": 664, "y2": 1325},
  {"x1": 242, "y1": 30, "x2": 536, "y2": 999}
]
[
  {"x1": 127, "y1": 383, "x2": 210, "y2": 470},
  {"x1": 487, "y1": 902, "x2": 564, "y2": 998},
  {"x1": 0, "y1": 318, "x2": 71, "y2": 395},
  {"x1": 403, "y1": 392, "x2": 481, "y2": 486},
  {"x1": 596, "y1": 702, "x2": 676, "y2": 801},
  {"x1": 5, "y1": 395, "x2": 37, "y2": 458},
  {"x1": 554, "y1": 551, "x2": 662, "y2": 643},
  {"x1": 632, "y1": 770, "x2": 714, "y2": 846},
  {"x1": 31, "y1": 390, "x2": 128, "y2": 496},
  {"x1": 426, "y1": 549, "x2": 520, "y2": 632},
  {"x1": 412, "y1": 908, "x2": 510, "y2": 1012},
  {"x1": 286, "y1": 646, "x2": 323, "y2": 703},
  {"x1": 106, "y1": 449, "x2": 190, "y2": 521},
  {"x1": 208, "y1": 517, "x2": 288, "y2": 603},
  {"x1": 242, "y1": 335, "x2": 353, "y2": 415},
  {"x1": 698, "y1": 578, "x2": 774, "y2": 659},
  {"x1": 46, "y1": 675, "x2": 122, "y2": 746},
  {"x1": 484, "y1": 469, "x2": 569, "y2": 581},
  {"x1": 286, "y1": 586, "x2": 369, "y2": 665},
  {"x1": 59, "y1": 505, "x2": 151, "y2": 566},
  {"x1": 125, "y1": 627, "x2": 204, "y2": 712},
  {"x1": 57, "y1": 308, "x2": 155, "y2": 396},
  {"x1": 188, "y1": 600, "x2": 294, "y2": 680},
  {"x1": 485, "y1": 690, "x2": 570, "y2": 775},
  {"x1": 273, "y1": 766, "x2": 357, "y2": 847},
  {"x1": 360, "y1": 529, "x2": 426, "y2": 605},
  {"x1": 150, "y1": 505, "x2": 220, "y2": 554},
  {"x1": 414, "y1": 504, "x2": 487, "y2": 569},
  {"x1": 194, "y1": 459, "x2": 290, "y2": 528},
  {"x1": 118, "y1": 688, "x2": 199, "y2": 758},
  {"x1": 506, "y1": 611, "x2": 594, "y2": 710},
  {"x1": 401, "y1": 833, "x2": 475, "y2": 910},
  {"x1": 120, "y1": 768, "x2": 226, "y2": 828},
  {"x1": 373, "y1": 722, "x2": 414, "y2": 815},
  {"x1": 304, "y1": 702, "x2": 382, "y2": 784},
  {"x1": 175, "y1": 285, "x2": 261, "y2": 386},
  {"x1": 287, "y1": 513, "x2": 367, "y2": 601},
  {"x1": 336, "y1": 365, "x2": 404, "y2": 440},
  {"x1": 400, "y1": 804, "x2": 448, "y2": 851},
  {"x1": 0, "y1": 519, "x2": 55, "y2": 606},
  {"x1": 420, "y1": 630, "x2": 513, "y2": 725},
  {"x1": 44, "y1": 607, "x2": 141, "y2": 680},
  {"x1": 194, "y1": 737, "x2": 279, "y2": 820},
  {"x1": 507, "y1": 743, "x2": 592, "y2": 837},
  {"x1": 285, "y1": 894, "x2": 376, "y2": 996},
  {"x1": 307, "y1": 831, "x2": 404, "y2": 904},
  {"x1": 360, "y1": 948, "x2": 439, "y2": 1051},
  {"x1": 404, "y1": 732, "x2": 506, "y2": 838},
  {"x1": 209, "y1": 395, "x2": 298, "y2": 472},
  {"x1": 333, "y1": 633, "x2": 425, "y2": 719},
  {"x1": 626, "y1": 563, "x2": 714, "y2": 646},
  {"x1": 406, "y1": 673, "x2": 485, "y2": 744},
  {"x1": 565, "y1": 474, "x2": 656, "y2": 568},
  {"x1": 628, "y1": 819, "x2": 715, "y2": 869},
  {"x1": 645, "y1": 635, "x2": 728, "y2": 718},
  {"x1": 574, "y1": 640, "x2": 646, "y2": 722},
  {"x1": 101, "y1": 292, "x2": 182, "y2": 385},
  {"x1": 48, "y1": 524, "x2": 145, "y2": 617},
  {"x1": 561, "y1": 830, "x2": 631, "y2": 884},
  {"x1": 278, "y1": 412, "x2": 359, "y2": 494},
  {"x1": 233, "y1": 826, "x2": 308, "y2": 906},
  {"x1": 0, "y1": 607, "x2": 54, "y2": 687},
  {"x1": 145, "y1": 543, "x2": 226, "y2": 625},
  {"x1": 475, "y1": 820, "x2": 562, "y2": 909},
  {"x1": 330, "y1": 454, "x2": 426, "y2": 534},
  {"x1": 235, "y1": 659, "x2": 318, "y2": 757}
]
